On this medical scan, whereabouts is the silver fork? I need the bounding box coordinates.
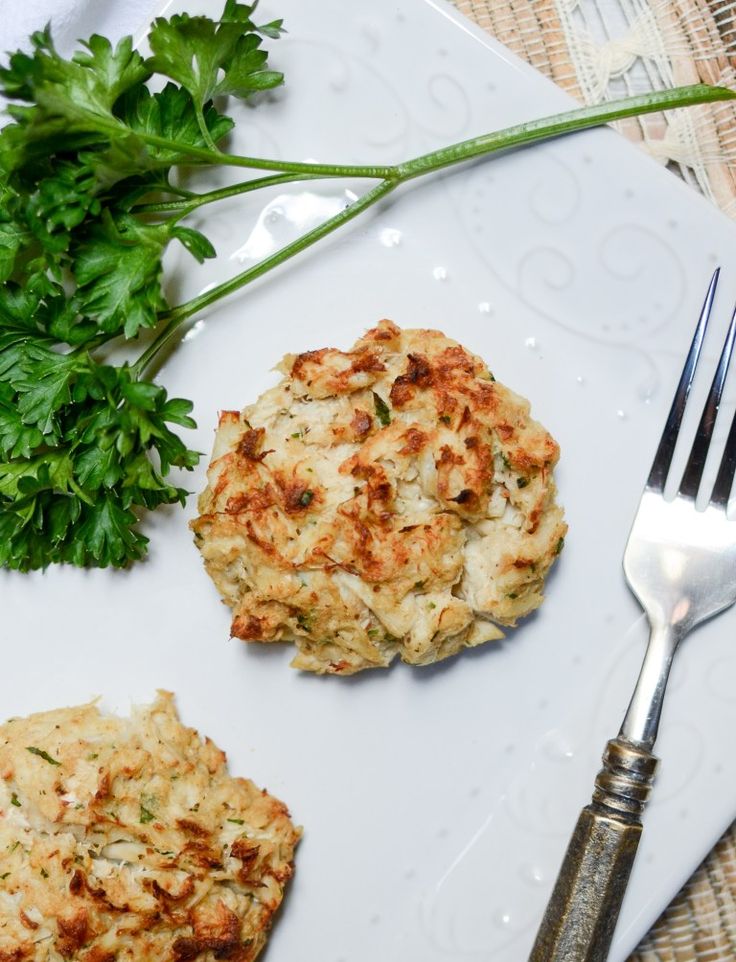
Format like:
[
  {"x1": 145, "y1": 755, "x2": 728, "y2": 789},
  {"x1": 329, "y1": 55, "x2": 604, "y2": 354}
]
[{"x1": 528, "y1": 268, "x2": 736, "y2": 962}]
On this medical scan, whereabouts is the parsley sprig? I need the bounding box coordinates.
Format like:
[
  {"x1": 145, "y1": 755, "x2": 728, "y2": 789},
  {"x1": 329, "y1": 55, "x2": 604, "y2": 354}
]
[{"x1": 0, "y1": 1, "x2": 733, "y2": 570}]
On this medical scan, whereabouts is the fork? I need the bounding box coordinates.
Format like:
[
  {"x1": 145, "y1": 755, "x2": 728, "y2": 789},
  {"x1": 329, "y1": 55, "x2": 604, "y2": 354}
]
[{"x1": 528, "y1": 268, "x2": 736, "y2": 962}]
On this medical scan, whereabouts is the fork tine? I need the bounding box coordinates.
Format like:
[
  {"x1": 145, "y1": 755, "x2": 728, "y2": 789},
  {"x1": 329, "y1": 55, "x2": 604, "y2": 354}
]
[
  {"x1": 646, "y1": 268, "x2": 720, "y2": 492},
  {"x1": 710, "y1": 384, "x2": 736, "y2": 508},
  {"x1": 678, "y1": 300, "x2": 736, "y2": 499}
]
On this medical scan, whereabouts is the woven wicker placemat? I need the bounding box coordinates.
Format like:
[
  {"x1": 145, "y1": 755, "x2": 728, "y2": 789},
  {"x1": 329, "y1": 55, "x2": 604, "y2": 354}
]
[{"x1": 454, "y1": 1, "x2": 736, "y2": 959}]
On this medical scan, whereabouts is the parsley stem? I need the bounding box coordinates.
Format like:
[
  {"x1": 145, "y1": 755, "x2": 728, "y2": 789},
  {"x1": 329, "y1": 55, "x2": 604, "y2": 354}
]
[
  {"x1": 70, "y1": 334, "x2": 114, "y2": 356},
  {"x1": 59, "y1": 108, "x2": 397, "y2": 178},
  {"x1": 130, "y1": 127, "x2": 398, "y2": 179},
  {"x1": 155, "y1": 184, "x2": 197, "y2": 200},
  {"x1": 132, "y1": 172, "x2": 328, "y2": 214},
  {"x1": 195, "y1": 104, "x2": 219, "y2": 152},
  {"x1": 395, "y1": 84, "x2": 736, "y2": 180},
  {"x1": 131, "y1": 178, "x2": 397, "y2": 377}
]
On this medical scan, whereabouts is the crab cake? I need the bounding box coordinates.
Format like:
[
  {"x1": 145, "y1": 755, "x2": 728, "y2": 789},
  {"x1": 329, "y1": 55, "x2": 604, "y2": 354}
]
[
  {"x1": 0, "y1": 693, "x2": 299, "y2": 962},
  {"x1": 193, "y1": 320, "x2": 566, "y2": 674}
]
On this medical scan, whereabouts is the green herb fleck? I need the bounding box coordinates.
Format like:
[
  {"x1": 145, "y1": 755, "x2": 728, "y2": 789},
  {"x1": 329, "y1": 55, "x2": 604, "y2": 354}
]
[
  {"x1": 26, "y1": 746, "x2": 61, "y2": 766},
  {"x1": 290, "y1": 431, "x2": 302, "y2": 439},
  {"x1": 439, "y1": 414, "x2": 451, "y2": 425},
  {"x1": 139, "y1": 805, "x2": 156, "y2": 824},
  {"x1": 373, "y1": 392, "x2": 391, "y2": 426},
  {"x1": 40, "y1": 868, "x2": 48, "y2": 878},
  {"x1": 299, "y1": 489, "x2": 314, "y2": 507},
  {"x1": 516, "y1": 477, "x2": 529, "y2": 489},
  {"x1": 507, "y1": 592, "x2": 519, "y2": 600},
  {"x1": 296, "y1": 611, "x2": 313, "y2": 632},
  {"x1": 10, "y1": 793, "x2": 20, "y2": 807},
  {"x1": 367, "y1": 628, "x2": 380, "y2": 639},
  {"x1": 414, "y1": 580, "x2": 425, "y2": 590},
  {"x1": 227, "y1": 818, "x2": 245, "y2": 825},
  {"x1": 0, "y1": 873, "x2": 9, "y2": 880},
  {"x1": 86, "y1": 753, "x2": 99, "y2": 761},
  {"x1": 428, "y1": 601, "x2": 436, "y2": 610},
  {"x1": 555, "y1": 537, "x2": 565, "y2": 555}
]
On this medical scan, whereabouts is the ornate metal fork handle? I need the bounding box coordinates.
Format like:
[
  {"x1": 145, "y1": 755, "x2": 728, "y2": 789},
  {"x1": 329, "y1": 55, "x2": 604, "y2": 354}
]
[{"x1": 529, "y1": 269, "x2": 736, "y2": 962}]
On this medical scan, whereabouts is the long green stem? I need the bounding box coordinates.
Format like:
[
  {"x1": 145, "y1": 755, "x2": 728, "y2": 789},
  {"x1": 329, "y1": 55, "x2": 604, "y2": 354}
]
[
  {"x1": 195, "y1": 104, "x2": 219, "y2": 152},
  {"x1": 127, "y1": 124, "x2": 397, "y2": 179},
  {"x1": 132, "y1": 172, "x2": 327, "y2": 215},
  {"x1": 62, "y1": 97, "x2": 395, "y2": 178},
  {"x1": 395, "y1": 84, "x2": 736, "y2": 180},
  {"x1": 133, "y1": 83, "x2": 736, "y2": 377}
]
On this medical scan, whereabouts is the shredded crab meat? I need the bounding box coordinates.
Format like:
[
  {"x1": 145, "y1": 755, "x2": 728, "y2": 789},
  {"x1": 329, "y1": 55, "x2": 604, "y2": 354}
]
[
  {"x1": 193, "y1": 320, "x2": 566, "y2": 674},
  {"x1": 0, "y1": 694, "x2": 300, "y2": 961}
]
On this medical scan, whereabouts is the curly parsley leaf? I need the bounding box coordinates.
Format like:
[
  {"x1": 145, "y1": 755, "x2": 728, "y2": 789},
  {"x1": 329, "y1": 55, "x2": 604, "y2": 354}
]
[
  {"x1": 0, "y1": 30, "x2": 150, "y2": 169},
  {"x1": 0, "y1": 360, "x2": 199, "y2": 571},
  {"x1": 72, "y1": 214, "x2": 169, "y2": 338},
  {"x1": 0, "y1": 383, "x2": 44, "y2": 458},
  {"x1": 170, "y1": 225, "x2": 217, "y2": 263},
  {"x1": 0, "y1": 28, "x2": 51, "y2": 100},
  {"x1": 71, "y1": 497, "x2": 148, "y2": 568},
  {"x1": 25, "y1": 161, "x2": 102, "y2": 257},
  {"x1": 113, "y1": 82, "x2": 234, "y2": 168},
  {"x1": 0, "y1": 226, "x2": 202, "y2": 569},
  {"x1": 147, "y1": 3, "x2": 283, "y2": 111},
  {"x1": 12, "y1": 346, "x2": 82, "y2": 435},
  {"x1": 0, "y1": 222, "x2": 25, "y2": 284}
]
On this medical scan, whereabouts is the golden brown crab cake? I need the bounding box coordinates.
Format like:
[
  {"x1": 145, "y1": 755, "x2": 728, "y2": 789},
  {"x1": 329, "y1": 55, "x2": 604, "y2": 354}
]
[
  {"x1": 0, "y1": 692, "x2": 299, "y2": 962},
  {"x1": 193, "y1": 320, "x2": 566, "y2": 675}
]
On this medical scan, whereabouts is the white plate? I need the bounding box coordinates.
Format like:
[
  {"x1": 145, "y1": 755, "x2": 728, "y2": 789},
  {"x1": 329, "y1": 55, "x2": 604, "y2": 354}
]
[{"x1": 3, "y1": 1, "x2": 736, "y2": 959}]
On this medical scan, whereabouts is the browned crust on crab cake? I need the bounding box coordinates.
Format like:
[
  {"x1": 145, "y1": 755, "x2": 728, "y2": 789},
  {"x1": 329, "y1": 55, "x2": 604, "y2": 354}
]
[
  {"x1": 0, "y1": 693, "x2": 299, "y2": 961},
  {"x1": 192, "y1": 320, "x2": 566, "y2": 674}
]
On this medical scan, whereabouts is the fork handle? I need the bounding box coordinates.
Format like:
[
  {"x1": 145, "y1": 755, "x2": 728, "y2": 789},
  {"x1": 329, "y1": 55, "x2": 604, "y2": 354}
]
[{"x1": 528, "y1": 737, "x2": 658, "y2": 962}]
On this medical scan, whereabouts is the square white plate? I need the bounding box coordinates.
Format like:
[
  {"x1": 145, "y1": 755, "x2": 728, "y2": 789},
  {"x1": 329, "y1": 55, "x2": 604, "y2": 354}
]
[{"x1": 3, "y1": 1, "x2": 736, "y2": 959}]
